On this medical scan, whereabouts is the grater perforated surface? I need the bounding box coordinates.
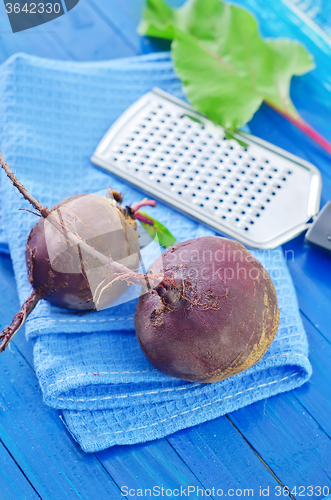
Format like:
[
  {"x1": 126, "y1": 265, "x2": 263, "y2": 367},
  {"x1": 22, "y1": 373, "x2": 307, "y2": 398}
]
[{"x1": 91, "y1": 89, "x2": 322, "y2": 249}]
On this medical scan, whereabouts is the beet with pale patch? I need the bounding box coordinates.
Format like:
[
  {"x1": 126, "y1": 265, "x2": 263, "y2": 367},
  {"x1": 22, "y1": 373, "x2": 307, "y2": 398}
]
[
  {"x1": 26, "y1": 194, "x2": 140, "y2": 310},
  {"x1": 134, "y1": 236, "x2": 279, "y2": 383},
  {"x1": 0, "y1": 155, "x2": 147, "y2": 352}
]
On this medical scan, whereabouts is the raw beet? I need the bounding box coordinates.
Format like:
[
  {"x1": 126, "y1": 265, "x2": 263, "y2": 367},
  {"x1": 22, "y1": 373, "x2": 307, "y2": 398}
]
[
  {"x1": 134, "y1": 236, "x2": 279, "y2": 383},
  {"x1": 26, "y1": 193, "x2": 141, "y2": 310},
  {"x1": 0, "y1": 154, "x2": 160, "y2": 353}
]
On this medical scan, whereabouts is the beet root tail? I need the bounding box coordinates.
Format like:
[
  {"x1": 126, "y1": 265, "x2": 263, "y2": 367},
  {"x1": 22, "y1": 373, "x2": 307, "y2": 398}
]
[{"x1": 0, "y1": 291, "x2": 42, "y2": 352}]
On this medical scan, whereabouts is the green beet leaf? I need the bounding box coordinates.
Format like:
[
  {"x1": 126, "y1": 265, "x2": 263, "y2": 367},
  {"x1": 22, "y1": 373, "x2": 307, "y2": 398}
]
[
  {"x1": 138, "y1": 211, "x2": 177, "y2": 248},
  {"x1": 139, "y1": 0, "x2": 314, "y2": 129},
  {"x1": 138, "y1": 0, "x2": 175, "y2": 39}
]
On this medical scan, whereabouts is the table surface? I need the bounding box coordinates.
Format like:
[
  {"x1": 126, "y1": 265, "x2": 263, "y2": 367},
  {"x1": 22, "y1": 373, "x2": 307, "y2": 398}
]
[{"x1": 0, "y1": 1, "x2": 331, "y2": 499}]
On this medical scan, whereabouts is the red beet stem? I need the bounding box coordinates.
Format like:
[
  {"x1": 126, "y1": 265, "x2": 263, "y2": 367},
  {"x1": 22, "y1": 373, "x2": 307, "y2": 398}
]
[
  {"x1": 265, "y1": 104, "x2": 331, "y2": 155},
  {"x1": 0, "y1": 291, "x2": 42, "y2": 352},
  {"x1": 131, "y1": 199, "x2": 156, "y2": 211},
  {"x1": 134, "y1": 212, "x2": 154, "y2": 226}
]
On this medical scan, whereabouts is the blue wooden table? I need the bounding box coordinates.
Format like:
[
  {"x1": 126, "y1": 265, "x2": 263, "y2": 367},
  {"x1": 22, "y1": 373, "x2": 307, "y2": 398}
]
[{"x1": 0, "y1": 1, "x2": 331, "y2": 499}]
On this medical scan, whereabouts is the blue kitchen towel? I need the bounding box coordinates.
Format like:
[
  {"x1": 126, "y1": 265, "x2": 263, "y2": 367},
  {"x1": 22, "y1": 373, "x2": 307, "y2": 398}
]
[
  {"x1": 4, "y1": 0, "x2": 331, "y2": 450},
  {"x1": 0, "y1": 51, "x2": 311, "y2": 452}
]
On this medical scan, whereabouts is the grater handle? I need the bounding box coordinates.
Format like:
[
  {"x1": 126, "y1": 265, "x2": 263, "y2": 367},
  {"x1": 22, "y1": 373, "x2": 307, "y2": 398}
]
[{"x1": 305, "y1": 201, "x2": 331, "y2": 254}]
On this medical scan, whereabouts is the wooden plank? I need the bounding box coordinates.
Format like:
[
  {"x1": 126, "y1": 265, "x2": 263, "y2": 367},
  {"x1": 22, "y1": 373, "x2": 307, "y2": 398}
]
[
  {"x1": 248, "y1": 105, "x2": 331, "y2": 342},
  {"x1": 97, "y1": 416, "x2": 280, "y2": 498},
  {"x1": 0, "y1": 1, "x2": 72, "y2": 63},
  {"x1": 0, "y1": 440, "x2": 40, "y2": 500},
  {"x1": 0, "y1": 254, "x2": 34, "y2": 366},
  {"x1": 85, "y1": 0, "x2": 142, "y2": 54},
  {"x1": 85, "y1": 0, "x2": 172, "y2": 55},
  {"x1": 0, "y1": 342, "x2": 123, "y2": 499},
  {"x1": 167, "y1": 417, "x2": 280, "y2": 492},
  {"x1": 285, "y1": 236, "x2": 331, "y2": 343},
  {"x1": 0, "y1": 31, "x2": 72, "y2": 65},
  {"x1": 0, "y1": 256, "x2": 122, "y2": 499},
  {"x1": 294, "y1": 315, "x2": 331, "y2": 439},
  {"x1": 45, "y1": 0, "x2": 136, "y2": 61},
  {"x1": 97, "y1": 439, "x2": 210, "y2": 498},
  {"x1": 205, "y1": 97, "x2": 331, "y2": 491},
  {"x1": 115, "y1": 0, "x2": 184, "y2": 20},
  {"x1": 0, "y1": 0, "x2": 138, "y2": 65},
  {"x1": 229, "y1": 390, "x2": 331, "y2": 496}
]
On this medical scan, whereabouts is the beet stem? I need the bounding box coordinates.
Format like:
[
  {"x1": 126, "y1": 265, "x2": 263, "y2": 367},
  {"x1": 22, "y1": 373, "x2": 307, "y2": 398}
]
[
  {"x1": 264, "y1": 103, "x2": 331, "y2": 155},
  {"x1": 0, "y1": 154, "x2": 50, "y2": 219},
  {"x1": 134, "y1": 212, "x2": 154, "y2": 225},
  {"x1": 0, "y1": 291, "x2": 42, "y2": 352},
  {"x1": 18, "y1": 208, "x2": 42, "y2": 217},
  {"x1": 131, "y1": 199, "x2": 156, "y2": 212}
]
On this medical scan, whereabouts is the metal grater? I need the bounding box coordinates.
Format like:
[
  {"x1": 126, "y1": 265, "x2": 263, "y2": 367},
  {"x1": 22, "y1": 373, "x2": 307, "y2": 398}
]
[{"x1": 91, "y1": 88, "x2": 322, "y2": 249}]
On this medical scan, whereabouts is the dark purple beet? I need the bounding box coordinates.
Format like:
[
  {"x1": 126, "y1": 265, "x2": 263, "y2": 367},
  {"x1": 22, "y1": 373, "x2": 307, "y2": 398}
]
[{"x1": 134, "y1": 236, "x2": 279, "y2": 383}]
